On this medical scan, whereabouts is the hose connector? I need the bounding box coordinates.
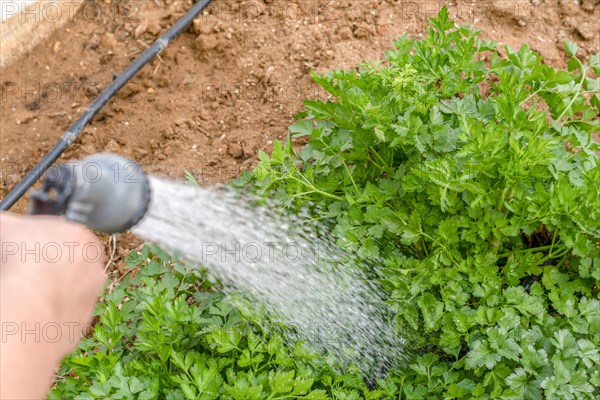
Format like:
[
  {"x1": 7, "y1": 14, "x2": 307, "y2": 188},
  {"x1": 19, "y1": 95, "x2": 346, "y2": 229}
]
[{"x1": 29, "y1": 153, "x2": 150, "y2": 233}]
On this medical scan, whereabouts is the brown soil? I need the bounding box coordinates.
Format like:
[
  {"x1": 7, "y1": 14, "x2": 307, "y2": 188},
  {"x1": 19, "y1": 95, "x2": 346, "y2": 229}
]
[{"x1": 1, "y1": 0, "x2": 599, "y2": 270}]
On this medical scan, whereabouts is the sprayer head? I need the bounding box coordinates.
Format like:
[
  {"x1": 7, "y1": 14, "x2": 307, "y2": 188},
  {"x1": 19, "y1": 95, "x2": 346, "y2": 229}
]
[{"x1": 29, "y1": 153, "x2": 151, "y2": 233}]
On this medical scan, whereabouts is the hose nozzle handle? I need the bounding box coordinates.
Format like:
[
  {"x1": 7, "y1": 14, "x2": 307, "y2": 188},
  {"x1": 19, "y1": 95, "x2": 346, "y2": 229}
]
[{"x1": 29, "y1": 153, "x2": 151, "y2": 233}]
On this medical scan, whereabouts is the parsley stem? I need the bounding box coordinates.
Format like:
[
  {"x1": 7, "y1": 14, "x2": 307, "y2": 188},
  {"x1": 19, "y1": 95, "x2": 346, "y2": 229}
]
[
  {"x1": 556, "y1": 60, "x2": 586, "y2": 121},
  {"x1": 520, "y1": 81, "x2": 548, "y2": 107},
  {"x1": 565, "y1": 119, "x2": 598, "y2": 126},
  {"x1": 419, "y1": 240, "x2": 430, "y2": 258},
  {"x1": 539, "y1": 247, "x2": 570, "y2": 265},
  {"x1": 498, "y1": 186, "x2": 508, "y2": 211},
  {"x1": 342, "y1": 159, "x2": 359, "y2": 193},
  {"x1": 369, "y1": 159, "x2": 386, "y2": 171},
  {"x1": 369, "y1": 147, "x2": 391, "y2": 172},
  {"x1": 420, "y1": 231, "x2": 459, "y2": 264},
  {"x1": 498, "y1": 244, "x2": 558, "y2": 258},
  {"x1": 290, "y1": 178, "x2": 344, "y2": 201},
  {"x1": 280, "y1": 168, "x2": 345, "y2": 201},
  {"x1": 549, "y1": 230, "x2": 558, "y2": 254},
  {"x1": 555, "y1": 250, "x2": 570, "y2": 269}
]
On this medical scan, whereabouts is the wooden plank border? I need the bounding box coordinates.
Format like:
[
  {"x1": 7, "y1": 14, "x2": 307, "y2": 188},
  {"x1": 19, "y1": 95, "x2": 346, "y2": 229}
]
[{"x1": 0, "y1": 0, "x2": 84, "y2": 69}]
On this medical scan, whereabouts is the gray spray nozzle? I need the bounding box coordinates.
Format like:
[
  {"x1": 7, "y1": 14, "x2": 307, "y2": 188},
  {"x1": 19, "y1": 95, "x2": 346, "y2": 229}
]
[{"x1": 29, "y1": 153, "x2": 151, "y2": 233}]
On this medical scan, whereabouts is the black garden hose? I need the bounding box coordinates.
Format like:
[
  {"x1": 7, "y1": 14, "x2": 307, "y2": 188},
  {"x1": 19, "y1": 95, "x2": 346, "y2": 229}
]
[{"x1": 0, "y1": 0, "x2": 213, "y2": 210}]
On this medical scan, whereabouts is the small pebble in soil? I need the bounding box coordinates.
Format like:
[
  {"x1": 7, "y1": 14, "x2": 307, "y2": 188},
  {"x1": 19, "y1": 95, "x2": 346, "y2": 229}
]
[
  {"x1": 228, "y1": 143, "x2": 244, "y2": 159},
  {"x1": 100, "y1": 32, "x2": 117, "y2": 50}
]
